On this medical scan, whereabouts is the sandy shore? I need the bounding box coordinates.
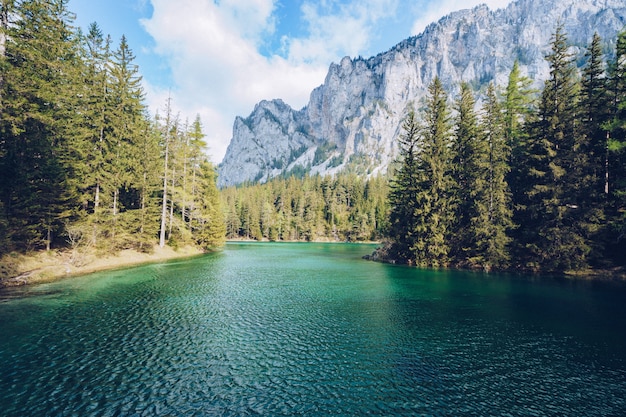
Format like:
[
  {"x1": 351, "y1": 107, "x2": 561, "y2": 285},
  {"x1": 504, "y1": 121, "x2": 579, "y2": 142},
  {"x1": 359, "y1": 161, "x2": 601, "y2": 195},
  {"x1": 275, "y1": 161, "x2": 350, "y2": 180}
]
[{"x1": 0, "y1": 245, "x2": 206, "y2": 288}]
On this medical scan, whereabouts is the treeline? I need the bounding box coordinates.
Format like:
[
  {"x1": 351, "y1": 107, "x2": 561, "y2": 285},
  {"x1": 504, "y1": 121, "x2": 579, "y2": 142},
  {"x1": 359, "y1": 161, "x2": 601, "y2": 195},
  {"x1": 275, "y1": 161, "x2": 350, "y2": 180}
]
[
  {"x1": 220, "y1": 174, "x2": 388, "y2": 242},
  {"x1": 0, "y1": 0, "x2": 225, "y2": 256},
  {"x1": 384, "y1": 25, "x2": 626, "y2": 273}
]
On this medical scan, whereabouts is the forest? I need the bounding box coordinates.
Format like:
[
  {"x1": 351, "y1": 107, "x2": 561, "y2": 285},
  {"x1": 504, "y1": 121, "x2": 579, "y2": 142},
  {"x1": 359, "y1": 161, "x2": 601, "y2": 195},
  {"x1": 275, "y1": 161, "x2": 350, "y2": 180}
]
[
  {"x1": 0, "y1": 0, "x2": 225, "y2": 257},
  {"x1": 381, "y1": 25, "x2": 626, "y2": 273},
  {"x1": 220, "y1": 174, "x2": 388, "y2": 242}
]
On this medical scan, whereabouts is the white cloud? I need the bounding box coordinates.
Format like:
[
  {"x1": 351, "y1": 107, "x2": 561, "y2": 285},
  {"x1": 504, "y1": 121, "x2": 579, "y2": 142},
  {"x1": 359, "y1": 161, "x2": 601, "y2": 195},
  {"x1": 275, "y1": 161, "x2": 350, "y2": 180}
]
[
  {"x1": 141, "y1": 0, "x2": 399, "y2": 163},
  {"x1": 142, "y1": 0, "x2": 326, "y2": 162},
  {"x1": 285, "y1": 0, "x2": 398, "y2": 64},
  {"x1": 140, "y1": 0, "x2": 510, "y2": 163},
  {"x1": 410, "y1": 0, "x2": 514, "y2": 35}
]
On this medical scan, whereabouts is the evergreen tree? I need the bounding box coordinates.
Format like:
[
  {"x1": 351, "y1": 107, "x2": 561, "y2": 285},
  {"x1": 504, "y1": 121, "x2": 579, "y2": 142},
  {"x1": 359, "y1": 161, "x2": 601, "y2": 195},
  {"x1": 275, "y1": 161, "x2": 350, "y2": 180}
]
[
  {"x1": 522, "y1": 24, "x2": 586, "y2": 272},
  {"x1": 412, "y1": 78, "x2": 455, "y2": 267},
  {"x1": 0, "y1": 0, "x2": 81, "y2": 251},
  {"x1": 387, "y1": 110, "x2": 421, "y2": 263},
  {"x1": 504, "y1": 60, "x2": 535, "y2": 216},
  {"x1": 158, "y1": 96, "x2": 175, "y2": 248},
  {"x1": 471, "y1": 83, "x2": 513, "y2": 269},
  {"x1": 192, "y1": 160, "x2": 226, "y2": 249},
  {"x1": 605, "y1": 28, "x2": 626, "y2": 262},
  {"x1": 133, "y1": 118, "x2": 161, "y2": 251},
  {"x1": 451, "y1": 82, "x2": 480, "y2": 260},
  {"x1": 104, "y1": 35, "x2": 149, "y2": 249},
  {"x1": 77, "y1": 23, "x2": 112, "y2": 246},
  {"x1": 578, "y1": 32, "x2": 610, "y2": 264}
]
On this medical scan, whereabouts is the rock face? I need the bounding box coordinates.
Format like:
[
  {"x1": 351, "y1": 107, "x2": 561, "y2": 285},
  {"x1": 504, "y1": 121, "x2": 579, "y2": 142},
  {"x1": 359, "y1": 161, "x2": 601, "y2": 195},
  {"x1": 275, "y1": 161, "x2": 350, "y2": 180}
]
[{"x1": 217, "y1": 0, "x2": 626, "y2": 188}]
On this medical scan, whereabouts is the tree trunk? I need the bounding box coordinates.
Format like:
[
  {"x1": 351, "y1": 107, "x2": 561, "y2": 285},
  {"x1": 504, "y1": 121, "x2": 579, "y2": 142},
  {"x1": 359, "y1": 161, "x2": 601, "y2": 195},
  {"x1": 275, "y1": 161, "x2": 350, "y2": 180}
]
[{"x1": 159, "y1": 141, "x2": 169, "y2": 248}]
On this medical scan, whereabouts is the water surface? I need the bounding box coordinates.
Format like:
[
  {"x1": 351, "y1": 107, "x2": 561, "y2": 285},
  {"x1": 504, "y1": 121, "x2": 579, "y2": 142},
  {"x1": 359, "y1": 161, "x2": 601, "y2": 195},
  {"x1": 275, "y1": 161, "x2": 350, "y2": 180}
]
[{"x1": 1, "y1": 242, "x2": 625, "y2": 416}]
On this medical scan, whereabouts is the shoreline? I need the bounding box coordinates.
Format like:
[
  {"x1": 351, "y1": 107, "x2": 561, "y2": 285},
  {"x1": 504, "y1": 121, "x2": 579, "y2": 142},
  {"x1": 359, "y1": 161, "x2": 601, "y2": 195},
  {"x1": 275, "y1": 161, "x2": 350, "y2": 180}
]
[
  {"x1": 0, "y1": 245, "x2": 207, "y2": 289},
  {"x1": 0, "y1": 240, "x2": 376, "y2": 289}
]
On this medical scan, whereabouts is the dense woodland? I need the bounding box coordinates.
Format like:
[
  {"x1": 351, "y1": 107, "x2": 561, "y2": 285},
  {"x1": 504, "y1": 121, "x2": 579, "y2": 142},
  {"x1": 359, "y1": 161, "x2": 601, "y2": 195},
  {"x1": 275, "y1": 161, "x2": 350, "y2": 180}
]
[
  {"x1": 220, "y1": 174, "x2": 388, "y2": 242},
  {"x1": 0, "y1": 0, "x2": 225, "y2": 256},
  {"x1": 382, "y1": 25, "x2": 626, "y2": 273}
]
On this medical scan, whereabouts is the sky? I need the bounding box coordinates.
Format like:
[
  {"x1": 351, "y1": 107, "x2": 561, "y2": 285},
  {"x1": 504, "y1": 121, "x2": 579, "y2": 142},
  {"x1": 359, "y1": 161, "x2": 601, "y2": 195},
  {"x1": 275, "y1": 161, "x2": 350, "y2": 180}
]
[{"x1": 69, "y1": 0, "x2": 514, "y2": 163}]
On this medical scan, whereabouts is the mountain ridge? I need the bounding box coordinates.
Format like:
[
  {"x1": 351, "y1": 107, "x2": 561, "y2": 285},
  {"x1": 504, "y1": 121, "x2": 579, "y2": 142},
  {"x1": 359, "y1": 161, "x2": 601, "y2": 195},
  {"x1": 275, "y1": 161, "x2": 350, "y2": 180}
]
[{"x1": 217, "y1": 0, "x2": 626, "y2": 188}]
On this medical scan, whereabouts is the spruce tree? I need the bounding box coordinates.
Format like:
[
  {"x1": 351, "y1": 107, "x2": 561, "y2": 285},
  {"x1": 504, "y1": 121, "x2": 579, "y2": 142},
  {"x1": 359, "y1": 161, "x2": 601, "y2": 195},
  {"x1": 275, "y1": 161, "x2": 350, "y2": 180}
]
[
  {"x1": 412, "y1": 78, "x2": 455, "y2": 267},
  {"x1": 578, "y1": 32, "x2": 610, "y2": 264},
  {"x1": 0, "y1": 0, "x2": 81, "y2": 251},
  {"x1": 523, "y1": 24, "x2": 587, "y2": 272},
  {"x1": 605, "y1": 28, "x2": 626, "y2": 262},
  {"x1": 471, "y1": 83, "x2": 513, "y2": 270},
  {"x1": 77, "y1": 24, "x2": 112, "y2": 246},
  {"x1": 388, "y1": 110, "x2": 421, "y2": 263},
  {"x1": 451, "y1": 83, "x2": 480, "y2": 261},
  {"x1": 504, "y1": 60, "x2": 535, "y2": 204},
  {"x1": 105, "y1": 35, "x2": 150, "y2": 249},
  {"x1": 192, "y1": 160, "x2": 226, "y2": 249},
  {"x1": 158, "y1": 97, "x2": 175, "y2": 248}
]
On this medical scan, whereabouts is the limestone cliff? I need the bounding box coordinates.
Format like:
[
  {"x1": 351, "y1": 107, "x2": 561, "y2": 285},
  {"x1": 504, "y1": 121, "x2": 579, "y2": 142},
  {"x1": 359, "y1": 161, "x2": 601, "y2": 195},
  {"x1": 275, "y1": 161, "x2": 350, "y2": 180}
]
[{"x1": 218, "y1": 0, "x2": 626, "y2": 187}]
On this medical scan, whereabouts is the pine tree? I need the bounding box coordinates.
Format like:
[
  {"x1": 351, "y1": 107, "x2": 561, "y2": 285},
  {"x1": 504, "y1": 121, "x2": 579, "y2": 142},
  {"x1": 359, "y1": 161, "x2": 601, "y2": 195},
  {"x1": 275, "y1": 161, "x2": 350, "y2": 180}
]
[
  {"x1": 605, "y1": 28, "x2": 626, "y2": 262},
  {"x1": 0, "y1": 0, "x2": 81, "y2": 251},
  {"x1": 192, "y1": 160, "x2": 225, "y2": 249},
  {"x1": 577, "y1": 32, "x2": 610, "y2": 264},
  {"x1": 412, "y1": 78, "x2": 455, "y2": 267},
  {"x1": 471, "y1": 83, "x2": 513, "y2": 270},
  {"x1": 523, "y1": 24, "x2": 586, "y2": 272},
  {"x1": 103, "y1": 35, "x2": 150, "y2": 249},
  {"x1": 388, "y1": 110, "x2": 421, "y2": 263},
  {"x1": 451, "y1": 82, "x2": 480, "y2": 261}
]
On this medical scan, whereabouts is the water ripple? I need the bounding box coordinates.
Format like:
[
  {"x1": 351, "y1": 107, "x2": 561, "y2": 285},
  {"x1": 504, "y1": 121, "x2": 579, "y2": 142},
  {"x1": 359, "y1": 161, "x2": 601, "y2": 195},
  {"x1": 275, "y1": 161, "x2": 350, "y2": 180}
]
[{"x1": 1, "y1": 243, "x2": 625, "y2": 416}]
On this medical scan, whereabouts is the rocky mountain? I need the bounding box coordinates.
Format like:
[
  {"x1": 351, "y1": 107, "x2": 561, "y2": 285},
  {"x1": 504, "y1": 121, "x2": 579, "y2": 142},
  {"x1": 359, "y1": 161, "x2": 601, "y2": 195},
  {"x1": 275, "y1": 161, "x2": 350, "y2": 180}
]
[{"x1": 217, "y1": 0, "x2": 626, "y2": 188}]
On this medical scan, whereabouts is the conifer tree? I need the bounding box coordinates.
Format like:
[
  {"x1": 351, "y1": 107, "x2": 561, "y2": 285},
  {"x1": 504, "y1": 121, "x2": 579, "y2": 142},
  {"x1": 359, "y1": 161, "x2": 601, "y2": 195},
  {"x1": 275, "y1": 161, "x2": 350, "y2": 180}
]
[
  {"x1": 504, "y1": 60, "x2": 535, "y2": 200},
  {"x1": 523, "y1": 24, "x2": 586, "y2": 271},
  {"x1": 186, "y1": 115, "x2": 208, "y2": 228},
  {"x1": 77, "y1": 23, "x2": 112, "y2": 245},
  {"x1": 412, "y1": 78, "x2": 455, "y2": 267},
  {"x1": 133, "y1": 118, "x2": 161, "y2": 251},
  {"x1": 605, "y1": 28, "x2": 626, "y2": 260},
  {"x1": 577, "y1": 32, "x2": 610, "y2": 264},
  {"x1": 388, "y1": 110, "x2": 421, "y2": 263},
  {"x1": 192, "y1": 160, "x2": 226, "y2": 249},
  {"x1": 451, "y1": 83, "x2": 480, "y2": 260},
  {"x1": 105, "y1": 35, "x2": 148, "y2": 248},
  {"x1": 158, "y1": 97, "x2": 175, "y2": 248},
  {"x1": 471, "y1": 83, "x2": 513, "y2": 269},
  {"x1": 0, "y1": 0, "x2": 81, "y2": 251}
]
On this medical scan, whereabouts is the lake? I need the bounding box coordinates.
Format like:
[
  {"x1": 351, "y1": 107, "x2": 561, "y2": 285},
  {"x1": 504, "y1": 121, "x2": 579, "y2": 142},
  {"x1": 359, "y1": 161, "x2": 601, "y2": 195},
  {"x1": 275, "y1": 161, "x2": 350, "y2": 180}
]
[{"x1": 1, "y1": 242, "x2": 625, "y2": 416}]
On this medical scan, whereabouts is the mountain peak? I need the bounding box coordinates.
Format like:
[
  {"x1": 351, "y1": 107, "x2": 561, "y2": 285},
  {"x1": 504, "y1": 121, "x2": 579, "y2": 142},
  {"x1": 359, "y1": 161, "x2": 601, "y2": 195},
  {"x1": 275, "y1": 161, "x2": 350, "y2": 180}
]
[{"x1": 218, "y1": 0, "x2": 626, "y2": 188}]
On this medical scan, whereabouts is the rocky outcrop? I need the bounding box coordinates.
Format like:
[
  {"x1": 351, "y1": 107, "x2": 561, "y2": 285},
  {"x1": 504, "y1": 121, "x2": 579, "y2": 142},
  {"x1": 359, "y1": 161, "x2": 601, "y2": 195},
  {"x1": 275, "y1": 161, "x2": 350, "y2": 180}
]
[{"x1": 218, "y1": 0, "x2": 626, "y2": 187}]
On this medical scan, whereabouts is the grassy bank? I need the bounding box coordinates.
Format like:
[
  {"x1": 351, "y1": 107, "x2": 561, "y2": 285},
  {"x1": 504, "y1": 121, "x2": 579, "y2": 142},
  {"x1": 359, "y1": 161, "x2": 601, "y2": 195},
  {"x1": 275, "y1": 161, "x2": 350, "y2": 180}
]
[{"x1": 0, "y1": 245, "x2": 206, "y2": 288}]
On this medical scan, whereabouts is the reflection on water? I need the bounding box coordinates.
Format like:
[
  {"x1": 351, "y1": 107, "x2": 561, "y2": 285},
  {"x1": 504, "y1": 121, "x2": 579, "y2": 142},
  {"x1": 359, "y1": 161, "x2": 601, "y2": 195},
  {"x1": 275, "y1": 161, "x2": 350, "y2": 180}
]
[{"x1": 0, "y1": 242, "x2": 625, "y2": 416}]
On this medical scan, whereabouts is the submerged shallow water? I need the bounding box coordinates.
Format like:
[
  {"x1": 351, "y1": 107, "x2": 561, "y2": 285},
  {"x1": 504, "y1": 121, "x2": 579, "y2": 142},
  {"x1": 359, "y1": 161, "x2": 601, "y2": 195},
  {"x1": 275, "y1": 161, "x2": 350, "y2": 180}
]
[{"x1": 1, "y1": 242, "x2": 625, "y2": 416}]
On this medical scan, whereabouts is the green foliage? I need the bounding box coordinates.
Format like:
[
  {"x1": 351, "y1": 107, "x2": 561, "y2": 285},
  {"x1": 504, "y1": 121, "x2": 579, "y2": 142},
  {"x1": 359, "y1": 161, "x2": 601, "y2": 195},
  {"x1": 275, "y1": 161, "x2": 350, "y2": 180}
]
[
  {"x1": 221, "y1": 173, "x2": 388, "y2": 242},
  {"x1": 520, "y1": 24, "x2": 587, "y2": 272},
  {"x1": 313, "y1": 142, "x2": 338, "y2": 166},
  {"x1": 384, "y1": 25, "x2": 626, "y2": 273},
  {"x1": 388, "y1": 111, "x2": 421, "y2": 263},
  {"x1": 411, "y1": 78, "x2": 455, "y2": 267},
  {"x1": 0, "y1": 1, "x2": 225, "y2": 255}
]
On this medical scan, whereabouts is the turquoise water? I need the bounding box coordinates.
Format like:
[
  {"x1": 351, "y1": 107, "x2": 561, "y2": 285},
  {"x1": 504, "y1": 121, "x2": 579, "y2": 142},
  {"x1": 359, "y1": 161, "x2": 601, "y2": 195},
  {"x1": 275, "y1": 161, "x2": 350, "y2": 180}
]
[{"x1": 1, "y1": 242, "x2": 625, "y2": 416}]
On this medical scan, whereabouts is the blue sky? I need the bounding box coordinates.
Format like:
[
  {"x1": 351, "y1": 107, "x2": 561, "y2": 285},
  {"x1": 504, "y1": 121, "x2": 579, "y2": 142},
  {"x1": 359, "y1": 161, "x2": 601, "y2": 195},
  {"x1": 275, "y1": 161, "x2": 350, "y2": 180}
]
[{"x1": 69, "y1": 0, "x2": 513, "y2": 162}]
